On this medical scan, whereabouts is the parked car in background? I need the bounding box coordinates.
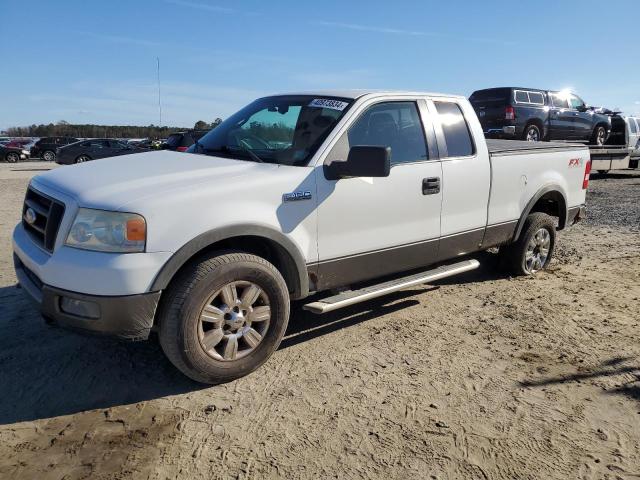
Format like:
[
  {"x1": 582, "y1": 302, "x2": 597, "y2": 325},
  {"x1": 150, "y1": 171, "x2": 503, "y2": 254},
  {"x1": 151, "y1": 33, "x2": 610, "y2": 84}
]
[
  {"x1": 163, "y1": 130, "x2": 208, "y2": 152},
  {"x1": 469, "y1": 87, "x2": 611, "y2": 145},
  {"x1": 55, "y1": 139, "x2": 136, "y2": 164},
  {"x1": 31, "y1": 137, "x2": 79, "y2": 161},
  {"x1": 0, "y1": 143, "x2": 30, "y2": 162}
]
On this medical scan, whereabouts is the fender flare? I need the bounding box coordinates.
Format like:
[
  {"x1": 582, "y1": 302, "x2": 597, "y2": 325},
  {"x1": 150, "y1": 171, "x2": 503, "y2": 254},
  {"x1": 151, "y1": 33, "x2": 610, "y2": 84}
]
[
  {"x1": 512, "y1": 184, "x2": 568, "y2": 241},
  {"x1": 150, "y1": 224, "x2": 309, "y2": 299}
]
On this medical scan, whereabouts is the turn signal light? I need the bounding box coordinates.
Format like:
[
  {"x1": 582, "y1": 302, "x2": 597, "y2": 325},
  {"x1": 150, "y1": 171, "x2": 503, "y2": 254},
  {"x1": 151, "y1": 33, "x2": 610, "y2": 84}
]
[
  {"x1": 126, "y1": 218, "x2": 146, "y2": 241},
  {"x1": 583, "y1": 160, "x2": 591, "y2": 190}
]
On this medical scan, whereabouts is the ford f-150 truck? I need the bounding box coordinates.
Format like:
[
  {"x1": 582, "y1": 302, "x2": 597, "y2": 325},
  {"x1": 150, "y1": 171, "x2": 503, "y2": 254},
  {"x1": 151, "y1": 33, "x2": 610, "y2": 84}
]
[{"x1": 12, "y1": 90, "x2": 589, "y2": 384}]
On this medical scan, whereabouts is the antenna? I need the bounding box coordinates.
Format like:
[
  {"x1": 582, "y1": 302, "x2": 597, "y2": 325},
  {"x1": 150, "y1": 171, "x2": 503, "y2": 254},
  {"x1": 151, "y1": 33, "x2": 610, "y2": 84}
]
[{"x1": 157, "y1": 57, "x2": 162, "y2": 126}]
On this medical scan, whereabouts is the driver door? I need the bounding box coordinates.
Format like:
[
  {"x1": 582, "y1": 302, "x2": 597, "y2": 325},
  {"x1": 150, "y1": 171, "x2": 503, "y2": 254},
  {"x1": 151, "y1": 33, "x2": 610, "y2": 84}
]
[{"x1": 313, "y1": 98, "x2": 442, "y2": 290}]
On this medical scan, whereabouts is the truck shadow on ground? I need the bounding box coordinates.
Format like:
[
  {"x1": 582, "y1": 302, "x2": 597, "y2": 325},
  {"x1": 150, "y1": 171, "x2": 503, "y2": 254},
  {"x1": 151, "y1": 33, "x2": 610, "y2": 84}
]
[
  {"x1": 0, "y1": 284, "x2": 427, "y2": 425},
  {"x1": 519, "y1": 356, "x2": 640, "y2": 405}
]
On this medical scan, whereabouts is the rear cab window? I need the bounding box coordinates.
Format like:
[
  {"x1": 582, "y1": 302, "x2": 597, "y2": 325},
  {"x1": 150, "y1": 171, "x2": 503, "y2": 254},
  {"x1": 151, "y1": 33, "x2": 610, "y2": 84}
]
[
  {"x1": 629, "y1": 118, "x2": 638, "y2": 134},
  {"x1": 514, "y1": 90, "x2": 545, "y2": 106},
  {"x1": 434, "y1": 101, "x2": 475, "y2": 158}
]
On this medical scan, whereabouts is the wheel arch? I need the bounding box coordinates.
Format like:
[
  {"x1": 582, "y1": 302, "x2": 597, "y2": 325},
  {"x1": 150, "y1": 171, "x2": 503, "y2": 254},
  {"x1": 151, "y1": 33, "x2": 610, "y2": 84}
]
[
  {"x1": 150, "y1": 225, "x2": 309, "y2": 300},
  {"x1": 512, "y1": 185, "x2": 568, "y2": 242}
]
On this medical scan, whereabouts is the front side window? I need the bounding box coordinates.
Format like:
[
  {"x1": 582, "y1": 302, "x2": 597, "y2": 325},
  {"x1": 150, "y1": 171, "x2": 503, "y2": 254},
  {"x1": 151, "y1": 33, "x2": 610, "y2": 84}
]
[
  {"x1": 346, "y1": 101, "x2": 428, "y2": 164},
  {"x1": 191, "y1": 95, "x2": 353, "y2": 166},
  {"x1": 569, "y1": 95, "x2": 585, "y2": 110},
  {"x1": 434, "y1": 101, "x2": 475, "y2": 158},
  {"x1": 550, "y1": 92, "x2": 569, "y2": 109}
]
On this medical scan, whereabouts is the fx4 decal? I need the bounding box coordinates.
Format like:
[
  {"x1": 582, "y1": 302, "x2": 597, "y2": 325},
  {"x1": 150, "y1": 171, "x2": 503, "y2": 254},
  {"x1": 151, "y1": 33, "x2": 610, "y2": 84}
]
[{"x1": 568, "y1": 158, "x2": 584, "y2": 168}]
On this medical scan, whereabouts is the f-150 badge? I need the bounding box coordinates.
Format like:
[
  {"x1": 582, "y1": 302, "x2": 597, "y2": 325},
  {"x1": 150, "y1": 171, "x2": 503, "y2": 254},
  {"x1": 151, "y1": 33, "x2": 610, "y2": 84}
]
[{"x1": 283, "y1": 191, "x2": 312, "y2": 202}]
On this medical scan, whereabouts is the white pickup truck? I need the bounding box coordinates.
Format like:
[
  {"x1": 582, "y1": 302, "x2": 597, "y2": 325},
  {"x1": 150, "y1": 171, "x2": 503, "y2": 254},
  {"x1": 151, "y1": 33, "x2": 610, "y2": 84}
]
[{"x1": 13, "y1": 90, "x2": 589, "y2": 383}]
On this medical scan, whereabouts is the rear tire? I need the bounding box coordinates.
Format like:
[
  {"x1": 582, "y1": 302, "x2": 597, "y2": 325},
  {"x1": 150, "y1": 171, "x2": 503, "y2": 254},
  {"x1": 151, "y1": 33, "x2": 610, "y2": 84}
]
[
  {"x1": 523, "y1": 124, "x2": 541, "y2": 142},
  {"x1": 42, "y1": 150, "x2": 56, "y2": 162},
  {"x1": 158, "y1": 251, "x2": 290, "y2": 384},
  {"x1": 501, "y1": 213, "x2": 556, "y2": 276},
  {"x1": 591, "y1": 125, "x2": 607, "y2": 146}
]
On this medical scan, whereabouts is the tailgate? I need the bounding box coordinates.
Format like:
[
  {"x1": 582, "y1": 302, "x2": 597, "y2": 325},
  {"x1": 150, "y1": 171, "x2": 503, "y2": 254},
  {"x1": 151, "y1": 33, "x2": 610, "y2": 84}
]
[{"x1": 486, "y1": 143, "x2": 589, "y2": 227}]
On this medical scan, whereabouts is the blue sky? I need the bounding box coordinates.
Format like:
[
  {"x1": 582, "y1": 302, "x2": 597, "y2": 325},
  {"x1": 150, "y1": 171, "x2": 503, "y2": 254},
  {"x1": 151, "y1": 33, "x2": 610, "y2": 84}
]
[{"x1": 1, "y1": 0, "x2": 639, "y2": 130}]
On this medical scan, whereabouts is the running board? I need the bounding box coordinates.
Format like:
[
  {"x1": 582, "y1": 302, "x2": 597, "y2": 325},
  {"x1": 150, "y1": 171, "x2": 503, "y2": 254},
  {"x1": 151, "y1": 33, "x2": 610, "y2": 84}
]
[{"x1": 303, "y1": 259, "x2": 480, "y2": 314}]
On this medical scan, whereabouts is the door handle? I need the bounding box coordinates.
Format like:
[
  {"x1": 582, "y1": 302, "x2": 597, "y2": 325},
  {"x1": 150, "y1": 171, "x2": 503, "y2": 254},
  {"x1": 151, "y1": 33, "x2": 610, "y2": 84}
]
[{"x1": 422, "y1": 177, "x2": 440, "y2": 195}]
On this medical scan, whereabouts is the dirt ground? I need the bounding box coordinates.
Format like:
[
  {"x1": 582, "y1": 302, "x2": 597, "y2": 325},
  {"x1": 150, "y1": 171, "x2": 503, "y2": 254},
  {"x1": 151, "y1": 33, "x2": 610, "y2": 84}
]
[{"x1": 0, "y1": 161, "x2": 639, "y2": 480}]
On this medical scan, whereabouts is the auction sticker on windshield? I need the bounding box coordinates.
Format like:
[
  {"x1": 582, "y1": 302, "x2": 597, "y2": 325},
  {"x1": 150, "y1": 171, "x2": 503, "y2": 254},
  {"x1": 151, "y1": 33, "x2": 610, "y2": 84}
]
[{"x1": 309, "y1": 99, "x2": 349, "y2": 111}]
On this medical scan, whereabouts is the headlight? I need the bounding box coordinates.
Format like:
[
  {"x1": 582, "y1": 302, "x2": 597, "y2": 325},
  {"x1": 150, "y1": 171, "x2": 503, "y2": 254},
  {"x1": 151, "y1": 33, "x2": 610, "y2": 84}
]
[{"x1": 65, "y1": 208, "x2": 146, "y2": 253}]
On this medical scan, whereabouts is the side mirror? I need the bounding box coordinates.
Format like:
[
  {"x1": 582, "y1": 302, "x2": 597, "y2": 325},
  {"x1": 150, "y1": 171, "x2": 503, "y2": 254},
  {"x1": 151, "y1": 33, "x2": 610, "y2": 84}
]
[
  {"x1": 325, "y1": 145, "x2": 391, "y2": 180},
  {"x1": 576, "y1": 105, "x2": 588, "y2": 112}
]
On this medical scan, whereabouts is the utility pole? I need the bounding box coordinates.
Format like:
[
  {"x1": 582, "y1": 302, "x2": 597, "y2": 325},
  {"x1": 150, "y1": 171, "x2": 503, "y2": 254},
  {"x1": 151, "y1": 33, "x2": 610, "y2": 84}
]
[{"x1": 157, "y1": 57, "x2": 162, "y2": 127}]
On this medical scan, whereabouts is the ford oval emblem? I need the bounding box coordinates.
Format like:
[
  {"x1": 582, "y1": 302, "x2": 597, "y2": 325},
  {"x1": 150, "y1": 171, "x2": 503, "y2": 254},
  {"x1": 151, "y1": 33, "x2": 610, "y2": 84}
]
[{"x1": 24, "y1": 207, "x2": 37, "y2": 225}]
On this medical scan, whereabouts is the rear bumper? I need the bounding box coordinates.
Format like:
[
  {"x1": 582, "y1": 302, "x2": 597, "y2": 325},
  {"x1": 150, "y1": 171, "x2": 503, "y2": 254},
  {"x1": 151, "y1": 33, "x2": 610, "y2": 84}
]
[
  {"x1": 484, "y1": 126, "x2": 519, "y2": 139},
  {"x1": 568, "y1": 205, "x2": 586, "y2": 225},
  {"x1": 14, "y1": 254, "x2": 160, "y2": 341}
]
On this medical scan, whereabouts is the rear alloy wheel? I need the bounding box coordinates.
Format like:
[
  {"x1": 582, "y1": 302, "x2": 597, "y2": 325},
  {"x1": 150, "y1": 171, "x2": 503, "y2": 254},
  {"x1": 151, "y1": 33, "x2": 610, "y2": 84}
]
[
  {"x1": 159, "y1": 251, "x2": 290, "y2": 384},
  {"x1": 42, "y1": 150, "x2": 55, "y2": 162},
  {"x1": 592, "y1": 126, "x2": 607, "y2": 146},
  {"x1": 6, "y1": 152, "x2": 19, "y2": 163},
  {"x1": 75, "y1": 155, "x2": 90, "y2": 163},
  {"x1": 524, "y1": 124, "x2": 541, "y2": 142},
  {"x1": 501, "y1": 212, "x2": 556, "y2": 276}
]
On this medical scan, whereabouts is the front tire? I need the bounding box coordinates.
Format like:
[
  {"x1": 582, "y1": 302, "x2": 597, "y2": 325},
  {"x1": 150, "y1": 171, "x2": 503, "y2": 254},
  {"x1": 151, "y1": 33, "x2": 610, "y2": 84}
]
[
  {"x1": 42, "y1": 150, "x2": 56, "y2": 162},
  {"x1": 75, "y1": 155, "x2": 90, "y2": 163},
  {"x1": 501, "y1": 213, "x2": 556, "y2": 276},
  {"x1": 5, "y1": 152, "x2": 19, "y2": 163},
  {"x1": 158, "y1": 251, "x2": 290, "y2": 384}
]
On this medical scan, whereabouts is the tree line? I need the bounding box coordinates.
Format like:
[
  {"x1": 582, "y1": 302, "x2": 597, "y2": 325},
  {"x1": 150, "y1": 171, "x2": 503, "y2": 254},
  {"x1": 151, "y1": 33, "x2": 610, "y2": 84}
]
[{"x1": 2, "y1": 119, "x2": 224, "y2": 139}]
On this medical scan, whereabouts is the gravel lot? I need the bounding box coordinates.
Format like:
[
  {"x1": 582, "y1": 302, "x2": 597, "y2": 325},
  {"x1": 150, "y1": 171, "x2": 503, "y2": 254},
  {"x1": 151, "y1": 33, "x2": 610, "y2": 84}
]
[{"x1": 0, "y1": 161, "x2": 639, "y2": 479}]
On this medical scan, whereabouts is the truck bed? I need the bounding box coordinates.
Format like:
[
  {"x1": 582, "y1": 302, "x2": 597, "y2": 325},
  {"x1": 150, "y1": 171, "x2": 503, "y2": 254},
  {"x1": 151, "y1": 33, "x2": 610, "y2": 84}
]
[{"x1": 487, "y1": 139, "x2": 588, "y2": 156}]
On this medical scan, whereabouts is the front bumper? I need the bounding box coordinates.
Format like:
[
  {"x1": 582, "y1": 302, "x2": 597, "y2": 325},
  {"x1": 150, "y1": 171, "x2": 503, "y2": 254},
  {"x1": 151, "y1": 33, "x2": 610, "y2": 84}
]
[{"x1": 14, "y1": 254, "x2": 160, "y2": 340}]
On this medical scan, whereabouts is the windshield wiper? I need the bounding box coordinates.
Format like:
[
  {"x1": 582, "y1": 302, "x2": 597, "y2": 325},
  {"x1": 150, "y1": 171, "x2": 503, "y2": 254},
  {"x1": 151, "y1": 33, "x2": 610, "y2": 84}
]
[{"x1": 236, "y1": 144, "x2": 264, "y2": 163}]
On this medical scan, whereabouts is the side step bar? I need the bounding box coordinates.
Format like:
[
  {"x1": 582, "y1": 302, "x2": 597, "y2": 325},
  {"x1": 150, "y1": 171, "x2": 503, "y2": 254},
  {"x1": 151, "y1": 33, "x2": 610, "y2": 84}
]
[{"x1": 303, "y1": 259, "x2": 480, "y2": 314}]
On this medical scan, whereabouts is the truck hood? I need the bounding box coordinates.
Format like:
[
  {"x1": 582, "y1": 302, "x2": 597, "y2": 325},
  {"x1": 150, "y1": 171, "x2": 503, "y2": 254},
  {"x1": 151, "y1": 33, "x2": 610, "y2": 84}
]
[{"x1": 32, "y1": 150, "x2": 283, "y2": 210}]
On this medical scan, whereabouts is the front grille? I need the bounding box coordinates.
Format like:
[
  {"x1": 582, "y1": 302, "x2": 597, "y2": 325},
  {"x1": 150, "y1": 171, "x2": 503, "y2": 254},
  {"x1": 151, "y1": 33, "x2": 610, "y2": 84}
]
[{"x1": 22, "y1": 187, "x2": 65, "y2": 252}]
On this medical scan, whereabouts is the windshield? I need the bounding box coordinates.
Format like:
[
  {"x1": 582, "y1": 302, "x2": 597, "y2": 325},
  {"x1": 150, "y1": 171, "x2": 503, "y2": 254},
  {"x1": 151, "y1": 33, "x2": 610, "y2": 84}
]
[{"x1": 189, "y1": 95, "x2": 353, "y2": 166}]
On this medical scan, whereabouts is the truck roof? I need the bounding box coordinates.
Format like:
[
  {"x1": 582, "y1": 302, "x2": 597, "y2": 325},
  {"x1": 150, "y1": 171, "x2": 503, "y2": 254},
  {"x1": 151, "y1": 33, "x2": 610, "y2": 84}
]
[{"x1": 270, "y1": 89, "x2": 465, "y2": 100}]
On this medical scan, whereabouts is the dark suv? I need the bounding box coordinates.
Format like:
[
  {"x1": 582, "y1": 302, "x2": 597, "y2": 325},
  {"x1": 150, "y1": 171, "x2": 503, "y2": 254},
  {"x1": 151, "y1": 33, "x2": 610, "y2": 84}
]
[
  {"x1": 469, "y1": 87, "x2": 611, "y2": 145},
  {"x1": 163, "y1": 130, "x2": 209, "y2": 152},
  {"x1": 30, "y1": 136, "x2": 79, "y2": 161}
]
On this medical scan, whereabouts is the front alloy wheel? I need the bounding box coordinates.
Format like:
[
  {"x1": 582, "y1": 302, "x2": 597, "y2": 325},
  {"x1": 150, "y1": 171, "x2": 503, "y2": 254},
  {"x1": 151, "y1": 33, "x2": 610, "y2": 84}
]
[
  {"x1": 198, "y1": 281, "x2": 271, "y2": 361},
  {"x1": 6, "y1": 152, "x2": 19, "y2": 163},
  {"x1": 159, "y1": 251, "x2": 290, "y2": 384}
]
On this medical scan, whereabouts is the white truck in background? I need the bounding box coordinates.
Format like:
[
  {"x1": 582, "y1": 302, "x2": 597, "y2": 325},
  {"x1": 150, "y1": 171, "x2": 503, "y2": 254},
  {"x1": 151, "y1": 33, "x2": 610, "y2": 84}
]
[{"x1": 13, "y1": 90, "x2": 589, "y2": 384}]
